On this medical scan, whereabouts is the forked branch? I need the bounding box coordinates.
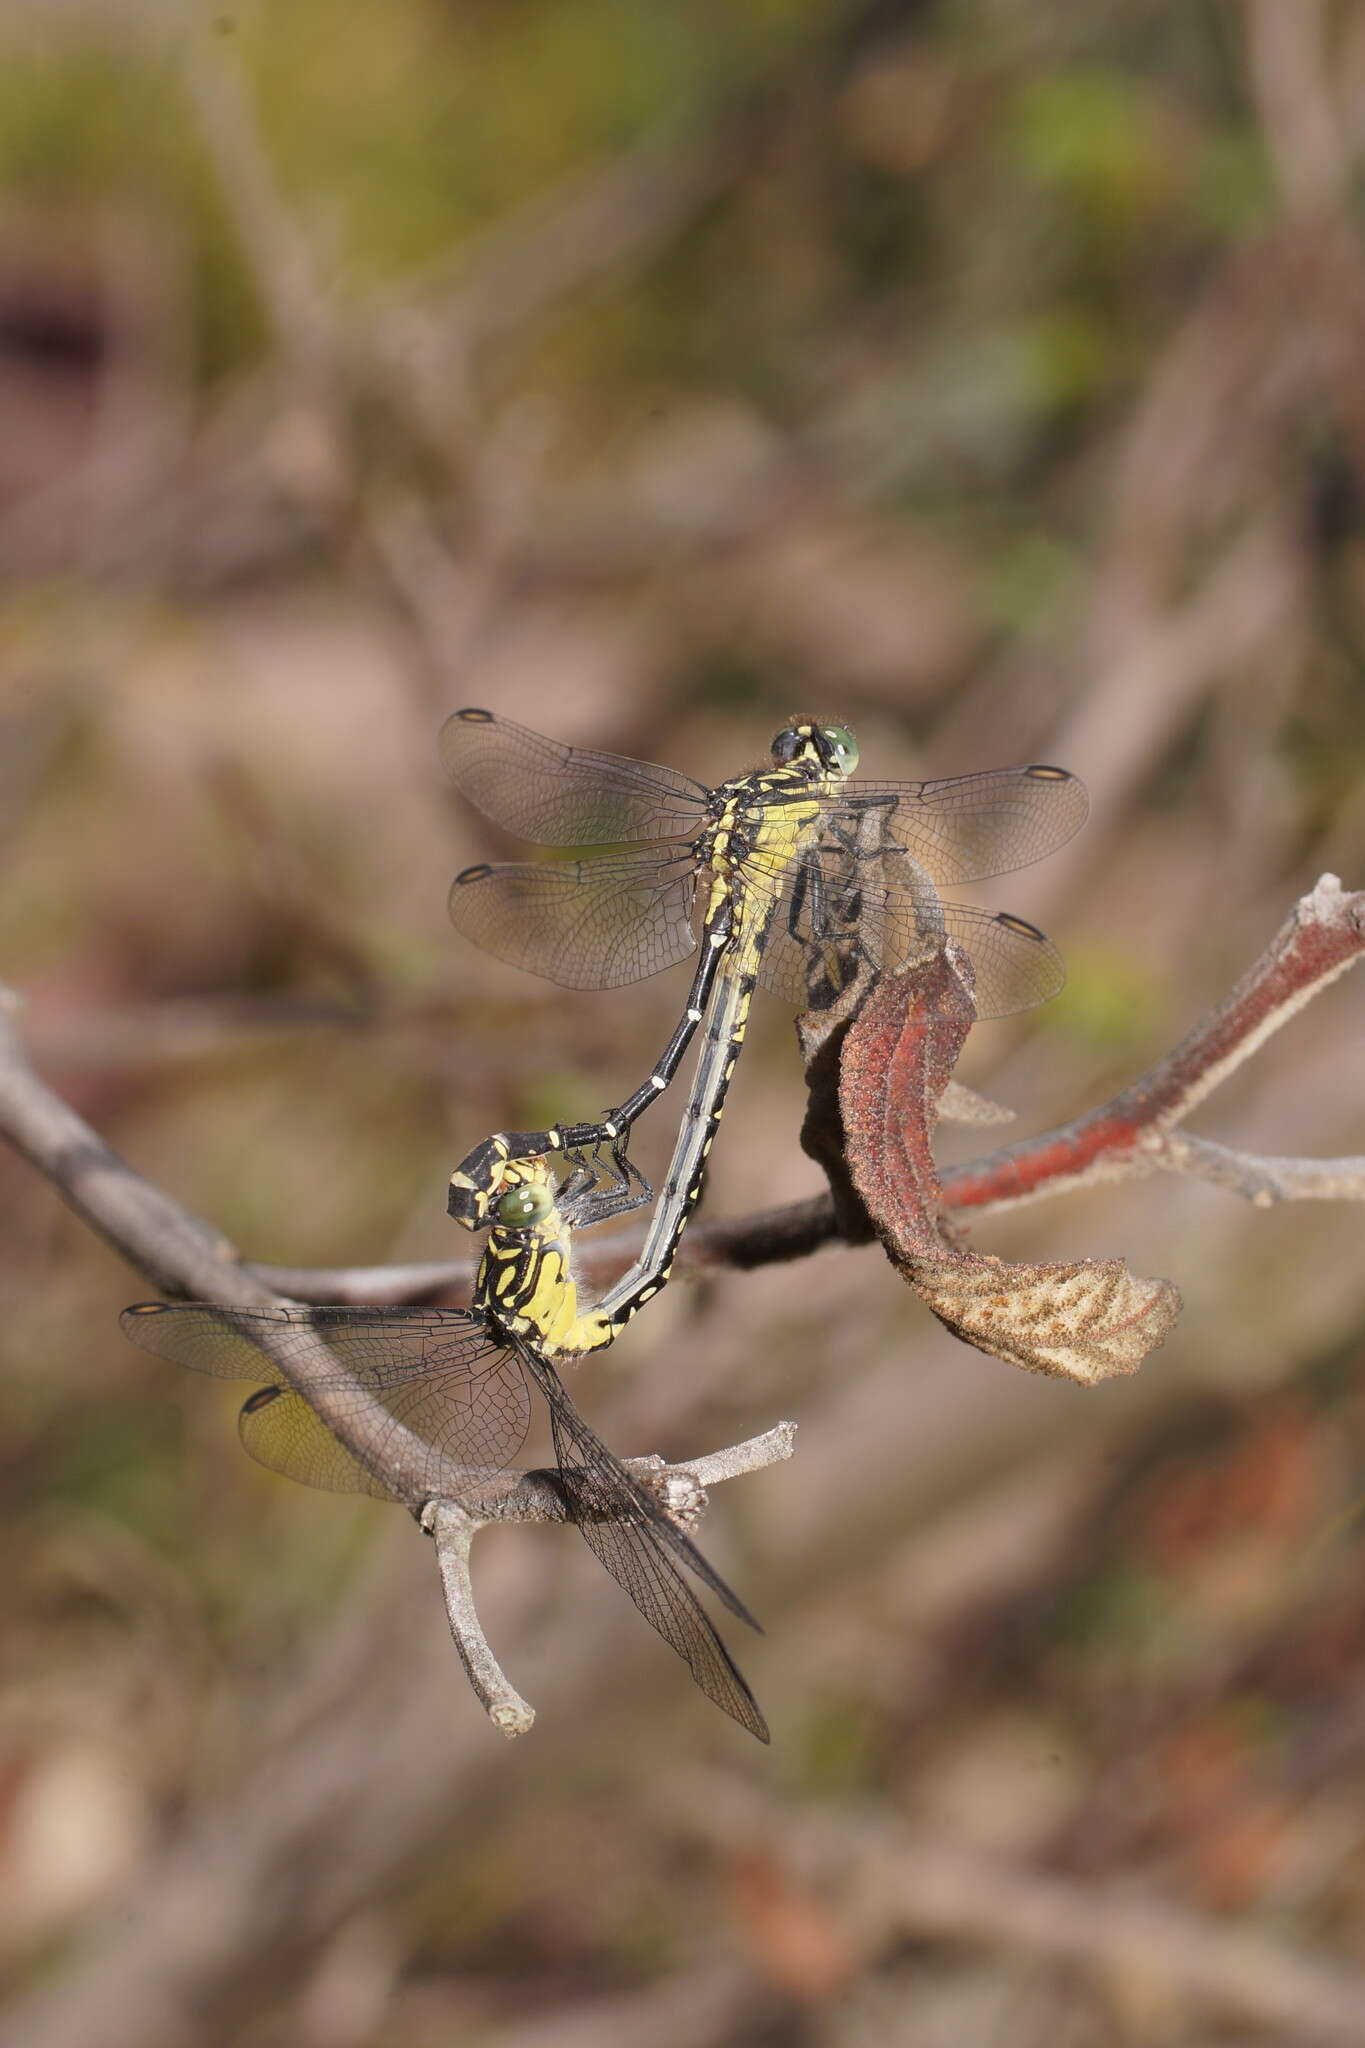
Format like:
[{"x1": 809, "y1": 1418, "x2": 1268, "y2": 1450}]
[{"x1": 0, "y1": 985, "x2": 793, "y2": 1736}]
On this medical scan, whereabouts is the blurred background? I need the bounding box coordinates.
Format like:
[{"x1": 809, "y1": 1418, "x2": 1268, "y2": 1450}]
[{"x1": 2, "y1": 2, "x2": 1365, "y2": 2042}]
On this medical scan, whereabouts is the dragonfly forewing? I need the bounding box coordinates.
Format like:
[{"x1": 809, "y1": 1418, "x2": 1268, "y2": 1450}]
[
  {"x1": 843, "y1": 765, "x2": 1088, "y2": 886},
  {"x1": 441, "y1": 708, "x2": 707, "y2": 846}
]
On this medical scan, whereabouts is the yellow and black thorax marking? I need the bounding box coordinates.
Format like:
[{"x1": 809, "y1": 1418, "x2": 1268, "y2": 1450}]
[
  {"x1": 471, "y1": 1158, "x2": 611, "y2": 1357},
  {"x1": 695, "y1": 759, "x2": 831, "y2": 952}
]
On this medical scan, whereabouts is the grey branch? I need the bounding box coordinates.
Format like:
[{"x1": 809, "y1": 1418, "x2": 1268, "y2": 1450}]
[
  {"x1": 423, "y1": 1500, "x2": 536, "y2": 1737},
  {"x1": 1156, "y1": 1133, "x2": 1365, "y2": 1205},
  {"x1": 421, "y1": 1420, "x2": 795, "y2": 1739},
  {"x1": 0, "y1": 981, "x2": 793, "y2": 1735}
]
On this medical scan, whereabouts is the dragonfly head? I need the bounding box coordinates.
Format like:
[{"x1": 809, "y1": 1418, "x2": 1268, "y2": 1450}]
[
  {"x1": 489, "y1": 1159, "x2": 558, "y2": 1236},
  {"x1": 770, "y1": 720, "x2": 859, "y2": 780},
  {"x1": 449, "y1": 1148, "x2": 560, "y2": 1233}
]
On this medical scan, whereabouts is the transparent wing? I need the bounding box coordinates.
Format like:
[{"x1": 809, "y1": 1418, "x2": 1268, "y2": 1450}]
[
  {"x1": 448, "y1": 850, "x2": 698, "y2": 989},
  {"x1": 440, "y1": 708, "x2": 708, "y2": 847},
  {"x1": 238, "y1": 1385, "x2": 389, "y2": 1497},
  {"x1": 120, "y1": 1304, "x2": 531, "y2": 1496},
  {"x1": 827, "y1": 765, "x2": 1088, "y2": 885},
  {"x1": 748, "y1": 846, "x2": 1066, "y2": 1019},
  {"x1": 936, "y1": 903, "x2": 1065, "y2": 1016},
  {"x1": 514, "y1": 1339, "x2": 769, "y2": 1742}
]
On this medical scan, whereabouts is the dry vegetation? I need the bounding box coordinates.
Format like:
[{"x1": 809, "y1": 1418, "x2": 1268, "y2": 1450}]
[{"x1": 2, "y1": 2, "x2": 1365, "y2": 2042}]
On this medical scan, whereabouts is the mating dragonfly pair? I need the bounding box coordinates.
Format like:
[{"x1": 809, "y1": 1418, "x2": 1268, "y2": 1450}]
[{"x1": 123, "y1": 710, "x2": 1087, "y2": 1740}]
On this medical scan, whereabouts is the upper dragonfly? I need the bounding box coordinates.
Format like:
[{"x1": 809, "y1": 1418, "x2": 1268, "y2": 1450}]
[
  {"x1": 441, "y1": 710, "x2": 1088, "y2": 1304},
  {"x1": 121, "y1": 1154, "x2": 767, "y2": 1742}
]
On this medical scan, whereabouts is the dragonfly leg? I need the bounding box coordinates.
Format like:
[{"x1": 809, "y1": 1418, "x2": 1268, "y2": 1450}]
[
  {"x1": 792, "y1": 850, "x2": 864, "y2": 1009},
  {"x1": 449, "y1": 905, "x2": 734, "y2": 1228},
  {"x1": 558, "y1": 1143, "x2": 653, "y2": 1229}
]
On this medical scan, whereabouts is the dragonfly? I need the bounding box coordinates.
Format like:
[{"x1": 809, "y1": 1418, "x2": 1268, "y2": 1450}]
[
  {"x1": 441, "y1": 708, "x2": 1087, "y2": 1333},
  {"x1": 120, "y1": 1154, "x2": 767, "y2": 1742}
]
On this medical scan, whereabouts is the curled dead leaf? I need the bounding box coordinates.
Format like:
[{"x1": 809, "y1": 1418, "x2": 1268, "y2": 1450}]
[{"x1": 808, "y1": 937, "x2": 1180, "y2": 1382}]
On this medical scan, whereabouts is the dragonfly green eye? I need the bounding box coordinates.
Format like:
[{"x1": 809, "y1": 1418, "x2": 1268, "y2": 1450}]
[
  {"x1": 822, "y1": 725, "x2": 859, "y2": 775},
  {"x1": 496, "y1": 1181, "x2": 553, "y2": 1229}
]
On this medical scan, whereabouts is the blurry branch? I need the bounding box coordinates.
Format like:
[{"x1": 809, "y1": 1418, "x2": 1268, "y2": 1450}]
[
  {"x1": 178, "y1": 11, "x2": 959, "y2": 699},
  {"x1": 184, "y1": 42, "x2": 472, "y2": 706},
  {"x1": 185, "y1": 47, "x2": 334, "y2": 378},
  {"x1": 183, "y1": 36, "x2": 780, "y2": 711},
  {"x1": 1246, "y1": 0, "x2": 1365, "y2": 483},
  {"x1": 373, "y1": 112, "x2": 760, "y2": 405},
  {"x1": 253, "y1": 875, "x2": 1365, "y2": 1308},
  {"x1": 1246, "y1": 0, "x2": 1349, "y2": 217},
  {"x1": 464, "y1": 1960, "x2": 764, "y2": 2048},
  {"x1": 847, "y1": 1820, "x2": 1365, "y2": 2044},
  {"x1": 0, "y1": 981, "x2": 792, "y2": 1737},
  {"x1": 192, "y1": 28, "x2": 759, "y2": 417},
  {"x1": 669, "y1": 1798, "x2": 1365, "y2": 2045},
  {"x1": 1044, "y1": 515, "x2": 1305, "y2": 905},
  {"x1": 362, "y1": 0, "x2": 927, "y2": 409}
]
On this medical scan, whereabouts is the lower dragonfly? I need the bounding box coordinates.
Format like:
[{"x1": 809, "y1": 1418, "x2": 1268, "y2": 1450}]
[{"x1": 121, "y1": 1154, "x2": 767, "y2": 1742}]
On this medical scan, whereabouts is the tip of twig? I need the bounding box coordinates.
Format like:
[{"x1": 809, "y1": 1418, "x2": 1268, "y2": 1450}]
[
  {"x1": 1305, "y1": 873, "x2": 1360, "y2": 921},
  {"x1": 489, "y1": 1701, "x2": 536, "y2": 1739}
]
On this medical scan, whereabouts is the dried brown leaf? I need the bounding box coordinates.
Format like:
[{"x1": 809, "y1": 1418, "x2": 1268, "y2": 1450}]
[
  {"x1": 826, "y1": 943, "x2": 1180, "y2": 1382},
  {"x1": 907, "y1": 1252, "x2": 1181, "y2": 1385}
]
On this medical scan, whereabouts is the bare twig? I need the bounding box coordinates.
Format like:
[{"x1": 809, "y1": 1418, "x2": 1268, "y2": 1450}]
[
  {"x1": 250, "y1": 1195, "x2": 846, "y2": 1306},
  {"x1": 422, "y1": 1419, "x2": 796, "y2": 1739},
  {"x1": 942, "y1": 874, "x2": 1365, "y2": 1216},
  {"x1": 0, "y1": 987, "x2": 254, "y2": 1302},
  {"x1": 1156, "y1": 1133, "x2": 1365, "y2": 1205},
  {"x1": 424, "y1": 1501, "x2": 536, "y2": 1737},
  {"x1": 683, "y1": 1421, "x2": 797, "y2": 1488}
]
